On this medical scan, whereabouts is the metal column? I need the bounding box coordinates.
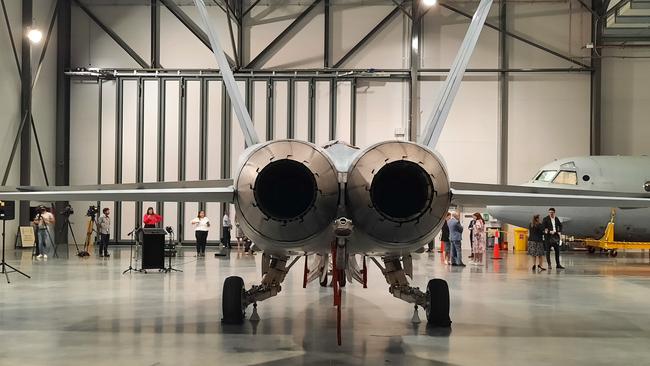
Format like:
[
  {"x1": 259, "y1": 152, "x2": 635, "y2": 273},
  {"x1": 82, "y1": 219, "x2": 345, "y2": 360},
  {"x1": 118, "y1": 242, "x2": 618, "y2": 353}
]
[
  {"x1": 151, "y1": 0, "x2": 161, "y2": 68},
  {"x1": 329, "y1": 79, "x2": 337, "y2": 140},
  {"x1": 498, "y1": 1, "x2": 509, "y2": 184},
  {"x1": 266, "y1": 79, "x2": 274, "y2": 141},
  {"x1": 55, "y1": 0, "x2": 71, "y2": 244},
  {"x1": 324, "y1": 0, "x2": 331, "y2": 67},
  {"x1": 19, "y1": 0, "x2": 33, "y2": 226},
  {"x1": 590, "y1": 0, "x2": 603, "y2": 156},
  {"x1": 350, "y1": 79, "x2": 357, "y2": 145},
  {"x1": 409, "y1": 1, "x2": 421, "y2": 142}
]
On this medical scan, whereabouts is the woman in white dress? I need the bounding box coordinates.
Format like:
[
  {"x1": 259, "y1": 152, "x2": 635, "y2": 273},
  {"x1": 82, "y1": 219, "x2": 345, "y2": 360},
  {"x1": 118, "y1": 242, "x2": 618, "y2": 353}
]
[{"x1": 471, "y1": 213, "x2": 486, "y2": 265}]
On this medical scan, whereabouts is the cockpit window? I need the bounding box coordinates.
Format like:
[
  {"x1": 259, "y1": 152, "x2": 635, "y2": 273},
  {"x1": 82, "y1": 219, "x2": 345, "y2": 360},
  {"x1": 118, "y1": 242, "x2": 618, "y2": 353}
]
[
  {"x1": 553, "y1": 171, "x2": 578, "y2": 185},
  {"x1": 560, "y1": 161, "x2": 576, "y2": 169},
  {"x1": 535, "y1": 170, "x2": 557, "y2": 182}
]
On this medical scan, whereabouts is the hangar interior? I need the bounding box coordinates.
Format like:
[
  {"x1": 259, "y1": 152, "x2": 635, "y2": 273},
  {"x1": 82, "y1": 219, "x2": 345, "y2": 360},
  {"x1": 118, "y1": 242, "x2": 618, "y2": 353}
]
[{"x1": 1, "y1": 0, "x2": 650, "y2": 365}]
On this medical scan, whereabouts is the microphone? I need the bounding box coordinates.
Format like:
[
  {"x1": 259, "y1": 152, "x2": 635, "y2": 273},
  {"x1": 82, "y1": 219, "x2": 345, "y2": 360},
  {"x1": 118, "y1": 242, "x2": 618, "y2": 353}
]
[{"x1": 127, "y1": 226, "x2": 141, "y2": 236}]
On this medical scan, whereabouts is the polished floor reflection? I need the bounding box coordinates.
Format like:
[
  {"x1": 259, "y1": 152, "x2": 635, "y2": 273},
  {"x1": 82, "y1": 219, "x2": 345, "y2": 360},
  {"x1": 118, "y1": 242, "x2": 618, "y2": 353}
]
[{"x1": 1, "y1": 247, "x2": 650, "y2": 366}]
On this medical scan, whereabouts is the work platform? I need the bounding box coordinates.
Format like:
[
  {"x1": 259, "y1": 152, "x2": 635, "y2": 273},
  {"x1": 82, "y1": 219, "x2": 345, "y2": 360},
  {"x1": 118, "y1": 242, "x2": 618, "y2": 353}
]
[{"x1": 582, "y1": 210, "x2": 650, "y2": 257}]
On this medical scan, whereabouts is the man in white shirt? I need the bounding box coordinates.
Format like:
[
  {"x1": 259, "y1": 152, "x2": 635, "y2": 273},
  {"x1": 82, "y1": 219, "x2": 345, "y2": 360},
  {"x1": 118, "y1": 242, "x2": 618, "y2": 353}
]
[
  {"x1": 97, "y1": 208, "x2": 111, "y2": 257},
  {"x1": 33, "y1": 206, "x2": 55, "y2": 259},
  {"x1": 222, "y1": 213, "x2": 232, "y2": 249}
]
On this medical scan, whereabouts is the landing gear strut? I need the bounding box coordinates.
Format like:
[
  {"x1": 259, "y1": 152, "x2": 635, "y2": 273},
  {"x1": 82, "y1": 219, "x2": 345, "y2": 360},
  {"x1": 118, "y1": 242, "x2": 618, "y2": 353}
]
[
  {"x1": 372, "y1": 256, "x2": 451, "y2": 327},
  {"x1": 221, "y1": 254, "x2": 298, "y2": 324}
]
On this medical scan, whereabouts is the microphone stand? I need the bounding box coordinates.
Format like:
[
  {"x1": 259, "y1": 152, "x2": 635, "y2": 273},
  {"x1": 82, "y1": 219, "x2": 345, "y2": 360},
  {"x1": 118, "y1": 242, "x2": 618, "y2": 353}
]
[
  {"x1": 122, "y1": 227, "x2": 143, "y2": 275},
  {"x1": 163, "y1": 230, "x2": 182, "y2": 273}
]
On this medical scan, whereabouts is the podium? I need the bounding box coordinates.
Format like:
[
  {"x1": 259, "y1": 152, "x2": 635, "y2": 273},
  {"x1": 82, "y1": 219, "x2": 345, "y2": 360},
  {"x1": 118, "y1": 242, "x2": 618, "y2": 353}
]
[{"x1": 141, "y1": 228, "x2": 166, "y2": 270}]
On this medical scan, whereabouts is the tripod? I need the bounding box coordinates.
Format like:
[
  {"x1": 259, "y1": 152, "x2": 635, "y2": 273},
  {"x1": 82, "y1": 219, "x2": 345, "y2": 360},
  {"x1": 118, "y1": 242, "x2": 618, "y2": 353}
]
[
  {"x1": 123, "y1": 227, "x2": 144, "y2": 275},
  {"x1": 59, "y1": 215, "x2": 84, "y2": 257},
  {"x1": 82, "y1": 216, "x2": 97, "y2": 257},
  {"x1": 163, "y1": 231, "x2": 182, "y2": 273},
  {"x1": 1, "y1": 220, "x2": 31, "y2": 283}
]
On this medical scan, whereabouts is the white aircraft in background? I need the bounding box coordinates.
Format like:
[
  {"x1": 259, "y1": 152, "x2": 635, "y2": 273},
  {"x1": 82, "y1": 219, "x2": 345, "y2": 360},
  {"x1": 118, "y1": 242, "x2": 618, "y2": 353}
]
[
  {"x1": 488, "y1": 156, "x2": 650, "y2": 242},
  {"x1": 2, "y1": 0, "x2": 650, "y2": 345}
]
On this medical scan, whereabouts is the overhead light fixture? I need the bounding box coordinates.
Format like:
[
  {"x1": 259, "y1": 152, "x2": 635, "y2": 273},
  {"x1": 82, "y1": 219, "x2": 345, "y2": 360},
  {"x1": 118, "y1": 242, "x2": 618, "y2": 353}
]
[
  {"x1": 423, "y1": 0, "x2": 437, "y2": 6},
  {"x1": 27, "y1": 28, "x2": 42, "y2": 43}
]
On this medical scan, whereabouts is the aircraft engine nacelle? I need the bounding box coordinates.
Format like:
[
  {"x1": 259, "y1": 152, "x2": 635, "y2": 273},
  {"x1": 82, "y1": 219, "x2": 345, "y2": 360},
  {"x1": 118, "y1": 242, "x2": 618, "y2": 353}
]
[
  {"x1": 234, "y1": 140, "x2": 340, "y2": 254},
  {"x1": 346, "y1": 141, "x2": 451, "y2": 253}
]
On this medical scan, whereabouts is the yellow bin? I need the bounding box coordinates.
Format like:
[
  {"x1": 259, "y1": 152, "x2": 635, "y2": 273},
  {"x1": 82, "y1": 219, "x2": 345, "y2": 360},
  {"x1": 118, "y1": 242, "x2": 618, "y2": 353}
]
[{"x1": 514, "y1": 228, "x2": 528, "y2": 252}]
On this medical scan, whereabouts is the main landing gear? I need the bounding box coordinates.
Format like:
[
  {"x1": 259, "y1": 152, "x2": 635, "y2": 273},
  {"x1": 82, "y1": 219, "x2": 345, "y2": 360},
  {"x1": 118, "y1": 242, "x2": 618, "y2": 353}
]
[
  {"x1": 221, "y1": 252, "x2": 452, "y2": 329},
  {"x1": 222, "y1": 254, "x2": 297, "y2": 324},
  {"x1": 371, "y1": 255, "x2": 451, "y2": 327}
]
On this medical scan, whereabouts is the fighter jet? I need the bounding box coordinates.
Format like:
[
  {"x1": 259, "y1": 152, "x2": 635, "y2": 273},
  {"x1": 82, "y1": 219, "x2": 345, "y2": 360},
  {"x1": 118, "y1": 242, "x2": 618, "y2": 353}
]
[
  {"x1": 2, "y1": 0, "x2": 650, "y2": 345},
  {"x1": 488, "y1": 156, "x2": 650, "y2": 242}
]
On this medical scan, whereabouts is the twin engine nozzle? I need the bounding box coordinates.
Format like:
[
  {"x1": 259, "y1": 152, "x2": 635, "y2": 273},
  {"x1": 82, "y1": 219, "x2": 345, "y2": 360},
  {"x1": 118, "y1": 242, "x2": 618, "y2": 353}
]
[{"x1": 233, "y1": 140, "x2": 451, "y2": 253}]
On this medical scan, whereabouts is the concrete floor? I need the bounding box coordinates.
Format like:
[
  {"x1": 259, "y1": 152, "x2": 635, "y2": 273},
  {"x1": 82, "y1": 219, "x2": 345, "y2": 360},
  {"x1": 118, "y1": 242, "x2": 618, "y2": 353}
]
[{"x1": 1, "y1": 247, "x2": 650, "y2": 366}]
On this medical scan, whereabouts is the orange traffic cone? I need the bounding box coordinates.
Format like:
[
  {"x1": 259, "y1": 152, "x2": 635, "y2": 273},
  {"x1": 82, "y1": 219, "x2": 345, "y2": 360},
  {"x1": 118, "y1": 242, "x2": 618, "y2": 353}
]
[
  {"x1": 440, "y1": 241, "x2": 447, "y2": 264},
  {"x1": 492, "y1": 229, "x2": 502, "y2": 260}
]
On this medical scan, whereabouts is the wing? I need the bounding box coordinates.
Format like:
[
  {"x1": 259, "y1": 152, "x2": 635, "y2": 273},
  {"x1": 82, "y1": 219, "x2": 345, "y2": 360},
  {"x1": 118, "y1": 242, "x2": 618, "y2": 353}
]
[
  {"x1": 451, "y1": 182, "x2": 650, "y2": 208},
  {"x1": 0, "y1": 180, "x2": 235, "y2": 203}
]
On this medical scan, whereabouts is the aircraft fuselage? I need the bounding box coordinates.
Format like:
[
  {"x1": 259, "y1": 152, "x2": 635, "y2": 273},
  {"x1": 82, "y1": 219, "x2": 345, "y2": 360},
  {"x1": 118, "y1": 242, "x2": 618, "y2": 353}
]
[{"x1": 488, "y1": 156, "x2": 650, "y2": 241}]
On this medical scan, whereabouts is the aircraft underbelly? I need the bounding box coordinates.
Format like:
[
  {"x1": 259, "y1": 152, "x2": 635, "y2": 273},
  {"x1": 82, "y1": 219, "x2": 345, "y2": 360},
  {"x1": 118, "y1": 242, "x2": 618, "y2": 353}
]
[{"x1": 488, "y1": 206, "x2": 650, "y2": 242}]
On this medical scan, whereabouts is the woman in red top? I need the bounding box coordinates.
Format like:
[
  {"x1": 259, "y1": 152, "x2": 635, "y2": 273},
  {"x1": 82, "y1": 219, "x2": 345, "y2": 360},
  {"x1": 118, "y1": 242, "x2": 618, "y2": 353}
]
[{"x1": 143, "y1": 207, "x2": 162, "y2": 228}]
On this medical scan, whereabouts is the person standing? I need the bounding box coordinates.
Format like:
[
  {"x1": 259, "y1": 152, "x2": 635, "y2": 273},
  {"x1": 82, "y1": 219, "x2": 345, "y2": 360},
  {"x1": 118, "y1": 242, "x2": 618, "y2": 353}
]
[
  {"x1": 471, "y1": 213, "x2": 486, "y2": 265},
  {"x1": 543, "y1": 208, "x2": 565, "y2": 269},
  {"x1": 448, "y1": 212, "x2": 465, "y2": 267},
  {"x1": 235, "y1": 222, "x2": 245, "y2": 251},
  {"x1": 97, "y1": 208, "x2": 111, "y2": 258},
  {"x1": 528, "y1": 214, "x2": 546, "y2": 271},
  {"x1": 468, "y1": 217, "x2": 476, "y2": 259},
  {"x1": 441, "y1": 212, "x2": 451, "y2": 263},
  {"x1": 143, "y1": 207, "x2": 162, "y2": 228},
  {"x1": 222, "y1": 212, "x2": 232, "y2": 249},
  {"x1": 190, "y1": 210, "x2": 210, "y2": 257},
  {"x1": 33, "y1": 206, "x2": 55, "y2": 259}
]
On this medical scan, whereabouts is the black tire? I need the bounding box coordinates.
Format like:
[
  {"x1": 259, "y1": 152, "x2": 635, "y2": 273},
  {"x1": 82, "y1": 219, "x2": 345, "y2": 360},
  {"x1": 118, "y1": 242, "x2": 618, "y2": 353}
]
[
  {"x1": 610, "y1": 250, "x2": 618, "y2": 258},
  {"x1": 222, "y1": 276, "x2": 245, "y2": 324},
  {"x1": 425, "y1": 278, "x2": 452, "y2": 327},
  {"x1": 587, "y1": 246, "x2": 596, "y2": 254}
]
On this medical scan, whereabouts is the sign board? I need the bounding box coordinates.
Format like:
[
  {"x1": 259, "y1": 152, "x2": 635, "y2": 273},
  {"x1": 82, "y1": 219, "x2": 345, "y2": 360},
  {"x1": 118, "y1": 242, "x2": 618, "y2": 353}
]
[{"x1": 19, "y1": 226, "x2": 35, "y2": 247}]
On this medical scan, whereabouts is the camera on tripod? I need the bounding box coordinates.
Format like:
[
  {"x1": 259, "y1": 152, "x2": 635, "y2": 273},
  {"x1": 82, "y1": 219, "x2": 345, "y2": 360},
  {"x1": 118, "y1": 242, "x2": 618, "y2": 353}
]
[
  {"x1": 62, "y1": 205, "x2": 74, "y2": 216},
  {"x1": 86, "y1": 205, "x2": 98, "y2": 219}
]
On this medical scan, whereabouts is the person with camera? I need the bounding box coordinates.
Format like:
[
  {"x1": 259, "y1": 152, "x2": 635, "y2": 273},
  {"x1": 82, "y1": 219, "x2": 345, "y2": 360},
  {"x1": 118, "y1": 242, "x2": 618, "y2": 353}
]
[
  {"x1": 33, "y1": 206, "x2": 55, "y2": 259},
  {"x1": 97, "y1": 208, "x2": 111, "y2": 257}
]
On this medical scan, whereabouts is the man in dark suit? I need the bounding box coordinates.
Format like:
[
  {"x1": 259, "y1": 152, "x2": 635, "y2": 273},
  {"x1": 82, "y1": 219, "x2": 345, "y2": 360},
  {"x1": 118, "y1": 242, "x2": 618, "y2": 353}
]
[{"x1": 542, "y1": 208, "x2": 565, "y2": 269}]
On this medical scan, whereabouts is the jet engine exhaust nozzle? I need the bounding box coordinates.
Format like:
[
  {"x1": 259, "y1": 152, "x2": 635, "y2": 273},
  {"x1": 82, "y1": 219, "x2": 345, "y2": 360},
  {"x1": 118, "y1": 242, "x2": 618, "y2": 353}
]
[
  {"x1": 346, "y1": 141, "x2": 451, "y2": 245},
  {"x1": 234, "y1": 140, "x2": 339, "y2": 245}
]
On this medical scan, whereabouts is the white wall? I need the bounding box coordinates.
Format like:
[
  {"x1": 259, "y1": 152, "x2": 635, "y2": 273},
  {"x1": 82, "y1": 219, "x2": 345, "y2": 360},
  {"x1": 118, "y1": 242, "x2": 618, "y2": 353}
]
[
  {"x1": 65, "y1": 1, "x2": 597, "y2": 241},
  {"x1": 601, "y1": 48, "x2": 650, "y2": 156},
  {"x1": 0, "y1": 0, "x2": 58, "y2": 250}
]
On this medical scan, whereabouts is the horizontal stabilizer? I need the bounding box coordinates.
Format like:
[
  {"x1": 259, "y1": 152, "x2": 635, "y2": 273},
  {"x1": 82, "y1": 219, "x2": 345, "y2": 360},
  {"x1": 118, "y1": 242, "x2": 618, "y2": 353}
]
[{"x1": 0, "y1": 180, "x2": 235, "y2": 203}]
